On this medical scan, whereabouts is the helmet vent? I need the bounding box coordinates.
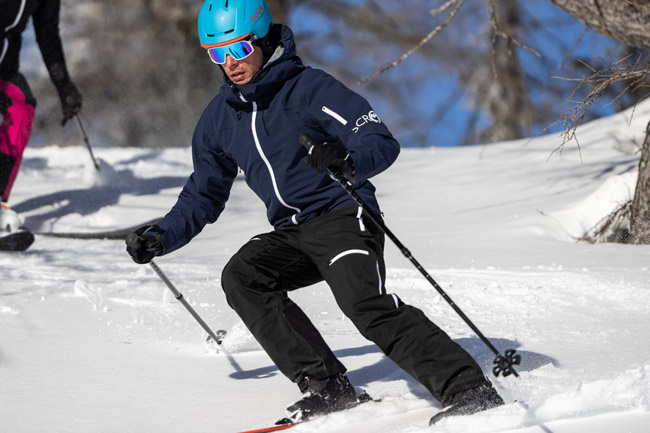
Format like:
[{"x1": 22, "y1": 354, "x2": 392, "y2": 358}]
[
  {"x1": 225, "y1": 29, "x2": 234, "y2": 34},
  {"x1": 208, "y1": 2, "x2": 213, "y2": 11}
]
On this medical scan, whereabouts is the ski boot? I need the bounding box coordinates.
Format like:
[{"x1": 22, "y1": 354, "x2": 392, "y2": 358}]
[
  {"x1": 283, "y1": 373, "x2": 366, "y2": 423},
  {"x1": 0, "y1": 203, "x2": 34, "y2": 251},
  {"x1": 429, "y1": 383, "x2": 505, "y2": 425}
]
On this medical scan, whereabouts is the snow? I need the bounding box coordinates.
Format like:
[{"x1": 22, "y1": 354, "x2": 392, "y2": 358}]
[{"x1": 2, "y1": 101, "x2": 650, "y2": 433}]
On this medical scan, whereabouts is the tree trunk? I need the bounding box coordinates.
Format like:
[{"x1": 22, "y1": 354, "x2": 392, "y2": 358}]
[
  {"x1": 548, "y1": 0, "x2": 650, "y2": 243},
  {"x1": 630, "y1": 121, "x2": 650, "y2": 243},
  {"x1": 484, "y1": 0, "x2": 530, "y2": 142},
  {"x1": 549, "y1": 0, "x2": 650, "y2": 50}
]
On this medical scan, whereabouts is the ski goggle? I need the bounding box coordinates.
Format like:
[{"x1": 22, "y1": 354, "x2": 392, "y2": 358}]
[{"x1": 202, "y1": 34, "x2": 257, "y2": 64}]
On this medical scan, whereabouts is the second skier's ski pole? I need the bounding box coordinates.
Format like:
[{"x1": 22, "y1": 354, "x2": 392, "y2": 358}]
[
  {"x1": 299, "y1": 133, "x2": 521, "y2": 378},
  {"x1": 149, "y1": 259, "x2": 227, "y2": 346},
  {"x1": 76, "y1": 114, "x2": 100, "y2": 171}
]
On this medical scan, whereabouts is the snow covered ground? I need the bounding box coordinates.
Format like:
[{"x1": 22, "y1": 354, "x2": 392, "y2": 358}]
[{"x1": 1, "y1": 101, "x2": 650, "y2": 433}]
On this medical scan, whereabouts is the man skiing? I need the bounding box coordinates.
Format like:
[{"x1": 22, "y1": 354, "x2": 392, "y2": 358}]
[
  {"x1": 0, "y1": 0, "x2": 82, "y2": 241},
  {"x1": 126, "y1": 0, "x2": 503, "y2": 425}
]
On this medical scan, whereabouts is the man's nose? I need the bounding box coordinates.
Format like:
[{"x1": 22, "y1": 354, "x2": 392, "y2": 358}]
[{"x1": 224, "y1": 54, "x2": 238, "y2": 68}]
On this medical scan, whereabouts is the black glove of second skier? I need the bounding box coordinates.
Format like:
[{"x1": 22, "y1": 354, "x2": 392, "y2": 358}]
[
  {"x1": 56, "y1": 80, "x2": 83, "y2": 126},
  {"x1": 125, "y1": 225, "x2": 164, "y2": 264},
  {"x1": 304, "y1": 140, "x2": 355, "y2": 180}
]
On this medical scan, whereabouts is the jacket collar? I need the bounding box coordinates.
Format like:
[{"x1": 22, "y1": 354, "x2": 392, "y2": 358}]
[{"x1": 222, "y1": 24, "x2": 303, "y2": 107}]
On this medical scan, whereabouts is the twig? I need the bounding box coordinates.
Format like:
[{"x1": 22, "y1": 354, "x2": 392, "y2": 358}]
[
  {"x1": 486, "y1": 0, "x2": 542, "y2": 66},
  {"x1": 550, "y1": 54, "x2": 650, "y2": 158},
  {"x1": 577, "y1": 201, "x2": 632, "y2": 244},
  {"x1": 358, "y1": 0, "x2": 467, "y2": 84}
]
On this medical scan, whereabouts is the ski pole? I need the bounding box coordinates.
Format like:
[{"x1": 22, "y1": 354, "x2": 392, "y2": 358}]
[
  {"x1": 149, "y1": 259, "x2": 227, "y2": 346},
  {"x1": 299, "y1": 133, "x2": 521, "y2": 378},
  {"x1": 75, "y1": 114, "x2": 100, "y2": 171}
]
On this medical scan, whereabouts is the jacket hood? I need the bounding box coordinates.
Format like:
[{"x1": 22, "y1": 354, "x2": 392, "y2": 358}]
[{"x1": 221, "y1": 24, "x2": 303, "y2": 108}]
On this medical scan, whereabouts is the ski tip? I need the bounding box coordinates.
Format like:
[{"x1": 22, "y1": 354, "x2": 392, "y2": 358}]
[
  {"x1": 236, "y1": 424, "x2": 296, "y2": 433},
  {"x1": 0, "y1": 229, "x2": 35, "y2": 252},
  {"x1": 274, "y1": 417, "x2": 295, "y2": 426}
]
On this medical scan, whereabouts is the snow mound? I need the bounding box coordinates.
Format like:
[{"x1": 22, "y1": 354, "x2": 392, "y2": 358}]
[{"x1": 550, "y1": 171, "x2": 637, "y2": 241}]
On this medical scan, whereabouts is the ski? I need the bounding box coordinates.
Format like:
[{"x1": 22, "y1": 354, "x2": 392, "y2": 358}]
[
  {"x1": 236, "y1": 424, "x2": 296, "y2": 433},
  {"x1": 0, "y1": 229, "x2": 35, "y2": 252},
  {"x1": 238, "y1": 392, "x2": 376, "y2": 433},
  {"x1": 36, "y1": 218, "x2": 162, "y2": 240}
]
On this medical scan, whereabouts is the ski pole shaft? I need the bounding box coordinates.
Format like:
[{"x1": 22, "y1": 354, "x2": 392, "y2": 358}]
[
  {"x1": 75, "y1": 114, "x2": 100, "y2": 170},
  {"x1": 299, "y1": 133, "x2": 520, "y2": 377},
  {"x1": 149, "y1": 260, "x2": 225, "y2": 344}
]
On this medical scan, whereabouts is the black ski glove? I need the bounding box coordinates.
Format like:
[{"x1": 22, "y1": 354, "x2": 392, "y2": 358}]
[
  {"x1": 304, "y1": 139, "x2": 355, "y2": 179},
  {"x1": 0, "y1": 91, "x2": 12, "y2": 116},
  {"x1": 125, "y1": 225, "x2": 164, "y2": 264},
  {"x1": 56, "y1": 80, "x2": 82, "y2": 126}
]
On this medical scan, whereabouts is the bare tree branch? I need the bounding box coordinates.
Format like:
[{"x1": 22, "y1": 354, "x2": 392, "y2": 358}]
[
  {"x1": 578, "y1": 200, "x2": 632, "y2": 243},
  {"x1": 486, "y1": 0, "x2": 542, "y2": 64},
  {"x1": 552, "y1": 54, "x2": 650, "y2": 155},
  {"x1": 357, "y1": 0, "x2": 467, "y2": 84}
]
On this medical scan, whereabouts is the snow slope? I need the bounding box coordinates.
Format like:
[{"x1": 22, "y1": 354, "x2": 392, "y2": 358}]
[{"x1": 1, "y1": 102, "x2": 650, "y2": 433}]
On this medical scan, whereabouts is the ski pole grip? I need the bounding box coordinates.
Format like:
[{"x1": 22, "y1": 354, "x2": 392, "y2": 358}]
[
  {"x1": 299, "y1": 133, "x2": 357, "y2": 184},
  {"x1": 299, "y1": 133, "x2": 315, "y2": 151}
]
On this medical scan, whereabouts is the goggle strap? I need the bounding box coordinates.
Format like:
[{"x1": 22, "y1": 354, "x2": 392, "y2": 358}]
[{"x1": 201, "y1": 33, "x2": 251, "y2": 48}]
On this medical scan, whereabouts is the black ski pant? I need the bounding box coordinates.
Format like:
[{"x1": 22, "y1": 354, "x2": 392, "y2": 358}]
[{"x1": 221, "y1": 206, "x2": 489, "y2": 405}]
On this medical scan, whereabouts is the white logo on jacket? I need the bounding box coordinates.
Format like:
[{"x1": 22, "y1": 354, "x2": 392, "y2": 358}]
[{"x1": 353, "y1": 111, "x2": 382, "y2": 133}]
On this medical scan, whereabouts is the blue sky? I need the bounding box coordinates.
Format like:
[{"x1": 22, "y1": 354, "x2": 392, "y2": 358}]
[{"x1": 289, "y1": 1, "x2": 625, "y2": 148}]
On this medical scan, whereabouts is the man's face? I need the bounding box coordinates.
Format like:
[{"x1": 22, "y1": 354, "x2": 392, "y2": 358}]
[{"x1": 222, "y1": 47, "x2": 265, "y2": 86}]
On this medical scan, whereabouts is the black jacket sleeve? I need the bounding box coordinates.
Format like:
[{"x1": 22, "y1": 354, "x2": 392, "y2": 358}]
[{"x1": 32, "y1": 0, "x2": 71, "y2": 87}]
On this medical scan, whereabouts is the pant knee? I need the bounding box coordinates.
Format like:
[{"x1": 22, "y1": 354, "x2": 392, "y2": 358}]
[
  {"x1": 221, "y1": 253, "x2": 276, "y2": 306},
  {"x1": 340, "y1": 293, "x2": 404, "y2": 337},
  {"x1": 220, "y1": 255, "x2": 247, "y2": 299}
]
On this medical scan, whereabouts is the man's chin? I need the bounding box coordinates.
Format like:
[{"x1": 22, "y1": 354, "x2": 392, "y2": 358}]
[{"x1": 230, "y1": 75, "x2": 250, "y2": 85}]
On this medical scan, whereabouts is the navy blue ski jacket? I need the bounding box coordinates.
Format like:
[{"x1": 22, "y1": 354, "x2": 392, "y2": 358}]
[{"x1": 158, "y1": 25, "x2": 400, "y2": 254}]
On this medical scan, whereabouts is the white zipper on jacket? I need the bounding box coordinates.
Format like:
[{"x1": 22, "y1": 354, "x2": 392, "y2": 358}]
[
  {"x1": 241, "y1": 94, "x2": 301, "y2": 224},
  {"x1": 356, "y1": 206, "x2": 365, "y2": 231},
  {"x1": 322, "y1": 106, "x2": 348, "y2": 125},
  {"x1": 0, "y1": 0, "x2": 27, "y2": 64}
]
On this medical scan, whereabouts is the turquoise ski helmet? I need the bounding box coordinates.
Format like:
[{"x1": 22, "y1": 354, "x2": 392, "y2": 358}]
[{"x1": 198, "y1": 0, "x2": 273, "y2": 48}]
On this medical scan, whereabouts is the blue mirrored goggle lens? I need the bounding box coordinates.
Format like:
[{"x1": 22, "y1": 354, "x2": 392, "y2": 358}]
[{"x1": 207, "y1": 40, "x2": 255, "y2": 64}]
